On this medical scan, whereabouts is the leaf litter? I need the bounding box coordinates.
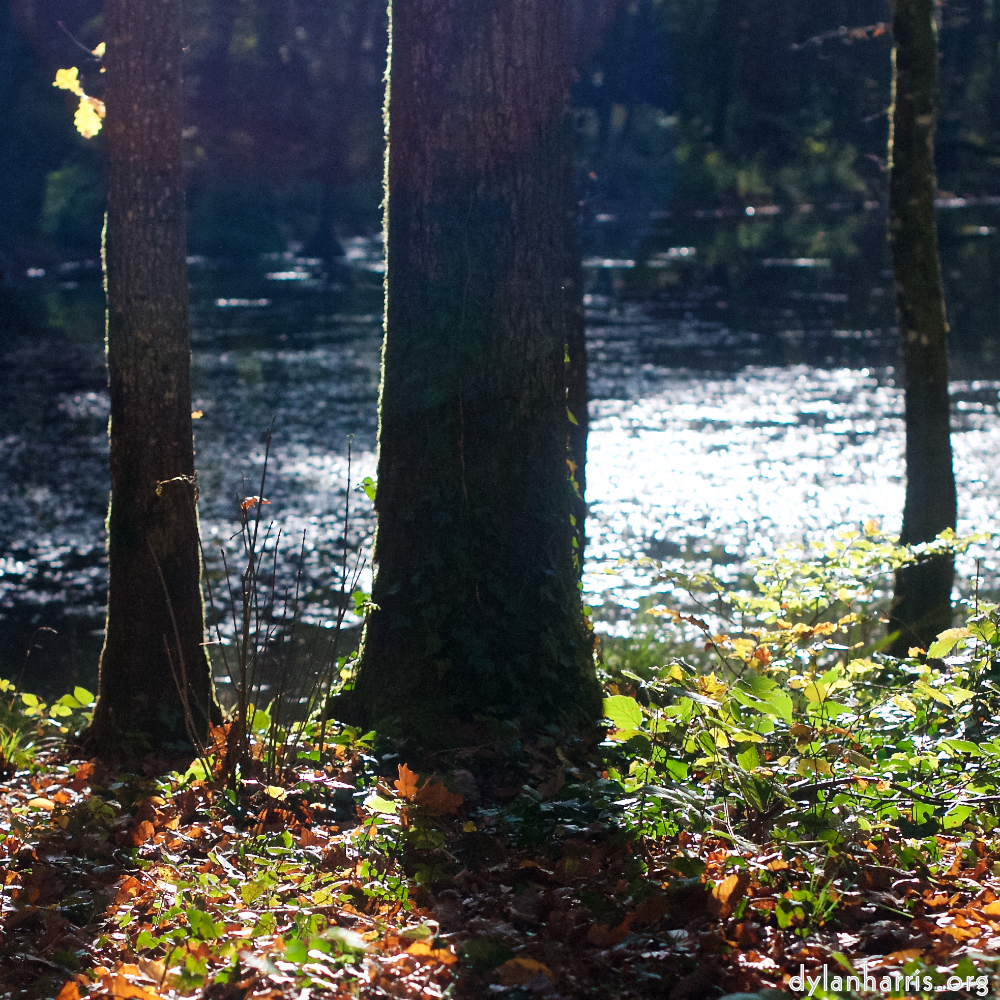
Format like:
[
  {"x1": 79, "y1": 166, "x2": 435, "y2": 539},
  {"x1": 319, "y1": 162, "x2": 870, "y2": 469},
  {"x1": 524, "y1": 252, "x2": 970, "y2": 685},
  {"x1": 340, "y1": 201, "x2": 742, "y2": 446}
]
[
  {"x1": 4, "y1": 530, "x2": 1000, "y2": 997},
  {"x1": 1, "y1": 734, "x2": 999, "y2": 999}
]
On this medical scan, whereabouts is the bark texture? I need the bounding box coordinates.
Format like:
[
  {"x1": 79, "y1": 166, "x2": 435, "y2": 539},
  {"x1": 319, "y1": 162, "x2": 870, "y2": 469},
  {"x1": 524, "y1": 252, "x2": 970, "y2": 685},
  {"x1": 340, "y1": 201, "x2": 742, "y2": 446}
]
[
  {"x1": 887, "y1": 0, "x2": 957, "y2": 654},
  {"x1": 89, "y1": 0, "x2": 215, "y2": 758},
  {"x1": 352, "y1": 0, "x2": 601, "y2": 740}
]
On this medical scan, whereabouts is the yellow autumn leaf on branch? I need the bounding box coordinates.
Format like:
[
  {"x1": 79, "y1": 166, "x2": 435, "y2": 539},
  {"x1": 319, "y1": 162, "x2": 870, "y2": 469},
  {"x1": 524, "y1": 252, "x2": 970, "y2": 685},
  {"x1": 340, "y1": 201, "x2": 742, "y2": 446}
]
[
  {"x1": 53, "y1": 66, "x2": 84, "y2": 97},
  {"x1": 74, "y1": 96, "x2": 105, "y2": 138},
  {"x1": 54, "y1": 65, "x2": 106, "y2": 138}
]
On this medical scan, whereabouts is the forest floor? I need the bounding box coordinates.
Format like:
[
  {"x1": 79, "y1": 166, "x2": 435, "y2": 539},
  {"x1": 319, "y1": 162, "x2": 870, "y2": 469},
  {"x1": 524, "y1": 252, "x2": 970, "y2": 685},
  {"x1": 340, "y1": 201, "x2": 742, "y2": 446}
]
[{"x1": 1, "y1": 724, "x2": 999, "y2": 1000}]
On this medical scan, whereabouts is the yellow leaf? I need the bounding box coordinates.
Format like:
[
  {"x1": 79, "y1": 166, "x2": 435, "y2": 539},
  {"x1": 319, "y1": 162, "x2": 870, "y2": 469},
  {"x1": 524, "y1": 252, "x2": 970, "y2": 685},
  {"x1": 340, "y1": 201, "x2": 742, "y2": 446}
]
[
  {"x1": 813, "y1": 621, "x2": 837, "y2": 636},
  {"x1": 191, "y1": 410, "x2": 203, "y2": 419},
  {"x1": 92, "y1": 42, "x2": 106, "y2": 58},
  {"x1": 892, "y1": 694, "x2": 917, "y2": 714},
  {"x1": 265, "y1": 785, "x2": 286, "y2": 800},
  {"x1": 406, "y1": 941, "x2": 457, "y2": 964},
  {"x1": 730, "y1": 638, "x2": 756, "y2": 661},
  {"x1": 53, "y1": 67, "x2": 84, "y2": 96},
  {"x1": 708, "y1": 872, "x2": 751, "y2": 918},
  {"x1": 55, "y1": 983, "x2": 80, "y2": 1000},
  {"x1": 27, "y1": 798, "x2": 55, "y2": 811},
  {"x1": 74, "y1": 97, "x2": 105, "y2": 138},
  {"x1": 497, "y1": 958, "x2": 555, "y2": 986},
  {"x1": 803, "y1": 681, "x2": 827, "y2": 703}
]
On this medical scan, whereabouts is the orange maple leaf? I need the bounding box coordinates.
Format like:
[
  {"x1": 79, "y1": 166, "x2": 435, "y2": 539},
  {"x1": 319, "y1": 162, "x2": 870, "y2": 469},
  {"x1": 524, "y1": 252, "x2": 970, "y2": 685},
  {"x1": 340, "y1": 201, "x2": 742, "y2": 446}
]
[{"x1": 395, "y1": 763, "x2": 420, "y2": 799}]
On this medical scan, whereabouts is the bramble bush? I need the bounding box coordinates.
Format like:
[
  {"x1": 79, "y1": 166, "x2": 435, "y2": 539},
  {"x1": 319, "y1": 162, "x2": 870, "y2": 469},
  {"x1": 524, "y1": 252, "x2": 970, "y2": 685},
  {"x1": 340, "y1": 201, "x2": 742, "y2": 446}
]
[{"x1": 598, "y1": 524, "x2": 1000, "y2": 850}]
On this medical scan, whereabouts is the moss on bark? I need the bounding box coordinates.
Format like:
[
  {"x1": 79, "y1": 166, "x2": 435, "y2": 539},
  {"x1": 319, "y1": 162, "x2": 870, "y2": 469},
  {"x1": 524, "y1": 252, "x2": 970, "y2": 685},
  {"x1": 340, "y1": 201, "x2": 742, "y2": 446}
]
[
  {"x1": 887, "y1": 0, "x2": 957, "y2": 654},
  {"x1": 352, "y1": 0, "x2": 601, "y2": 743},
  {"x1": 87, "y1": 0, "x2": 216, "y2": 760}
]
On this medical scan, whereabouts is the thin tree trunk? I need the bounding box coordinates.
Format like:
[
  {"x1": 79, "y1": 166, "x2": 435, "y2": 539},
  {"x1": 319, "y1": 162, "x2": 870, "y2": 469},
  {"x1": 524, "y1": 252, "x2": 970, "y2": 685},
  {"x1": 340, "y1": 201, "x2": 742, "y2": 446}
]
[
  {"x1": 88, "y1": 0, "x2": 216, "y2": 758},
  {"x1": 352, "y1": 0, "x2": 601, "y2": 741},
  {"x1": 887, "y1": 0, "x2": 957, "y2": 655}
]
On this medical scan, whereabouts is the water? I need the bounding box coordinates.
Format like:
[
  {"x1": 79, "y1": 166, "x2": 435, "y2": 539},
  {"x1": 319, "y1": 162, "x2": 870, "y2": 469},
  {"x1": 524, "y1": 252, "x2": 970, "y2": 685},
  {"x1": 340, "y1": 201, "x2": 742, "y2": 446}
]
[{"x1": 3, "y1": 201, "x2": 1000, "y2": 694}]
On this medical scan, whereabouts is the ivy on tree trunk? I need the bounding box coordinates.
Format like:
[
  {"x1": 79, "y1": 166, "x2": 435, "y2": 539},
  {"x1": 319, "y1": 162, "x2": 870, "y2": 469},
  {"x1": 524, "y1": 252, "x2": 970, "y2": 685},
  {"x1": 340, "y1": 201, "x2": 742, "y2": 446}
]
[
  {"x1": 88, "y1": 0, "x2": 216, "y2": 759},
  {"x1": 352, "y1": 0, "x2": 601, "y2": 742},
  {"x1": 887, "y1": 0, "x2": 957, "y2": 655}
]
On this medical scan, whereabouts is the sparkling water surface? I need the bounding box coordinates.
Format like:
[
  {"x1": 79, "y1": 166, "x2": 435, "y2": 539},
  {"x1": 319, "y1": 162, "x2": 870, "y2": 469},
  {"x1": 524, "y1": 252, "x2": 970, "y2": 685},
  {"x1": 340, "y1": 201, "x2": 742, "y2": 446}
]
[{"x1": 3, "y1": 207, "x2": 1000, "y2": 690}]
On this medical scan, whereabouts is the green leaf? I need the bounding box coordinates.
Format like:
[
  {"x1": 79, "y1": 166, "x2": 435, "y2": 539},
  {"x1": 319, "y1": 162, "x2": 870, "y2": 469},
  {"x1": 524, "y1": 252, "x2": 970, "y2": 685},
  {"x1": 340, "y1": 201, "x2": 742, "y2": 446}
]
[
  {"x1": 283, "y1": 937, "x2": 308, "y2": 963},
  {"x1": 736, "y1": 746, "x2": 760, "y2": 771},
  {"x1": 400, "y1": 923, "x2": 435, "y2": 940},
  {"x1": 566, "y1": 407, "x2": 579, "y2": 426},
  {"x1": 926, "y1": 627, "x2": 973, "y2": 659},
  {"x1": 942, "y1": 804, "x2": 974, "y2": 829},
  {"x1": 240, "y1": 881, "x2": 268, "y2": 906},
  {"x1": 360, "y1": 477, "x2": 377, "y2": 502},
  {"x1": 20, "y1": 693, "x2": 38, "y2": 708},
  {"x1": 365, "y1": 794, "x2": 398, "y2": 815},
  {"x1": 73, "y1": 686, "x2": 95, "y2": 705},
  {"x1": 325, "y1": 926, "x2": 369, "y2": 953},
  {"x1": 940, "y1": 739, "x2": 982, "y2": 757},
  {"x1": 603, "y1": 695, "x2": 643, "y2": 731}
]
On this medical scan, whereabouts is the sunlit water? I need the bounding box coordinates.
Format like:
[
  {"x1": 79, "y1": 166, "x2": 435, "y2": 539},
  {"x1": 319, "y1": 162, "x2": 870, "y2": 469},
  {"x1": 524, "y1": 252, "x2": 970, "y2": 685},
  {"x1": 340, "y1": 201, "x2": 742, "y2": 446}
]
[{"x1": 3, "y1": 203, "x2": 1000, "y2": 691}]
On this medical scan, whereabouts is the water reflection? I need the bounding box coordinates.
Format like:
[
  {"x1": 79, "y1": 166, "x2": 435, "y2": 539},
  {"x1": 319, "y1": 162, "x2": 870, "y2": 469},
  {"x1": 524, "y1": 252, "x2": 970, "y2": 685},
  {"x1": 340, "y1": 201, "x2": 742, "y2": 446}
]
[{"x1": 3, "y1": 203, "x2": 1000, "y2": 692}]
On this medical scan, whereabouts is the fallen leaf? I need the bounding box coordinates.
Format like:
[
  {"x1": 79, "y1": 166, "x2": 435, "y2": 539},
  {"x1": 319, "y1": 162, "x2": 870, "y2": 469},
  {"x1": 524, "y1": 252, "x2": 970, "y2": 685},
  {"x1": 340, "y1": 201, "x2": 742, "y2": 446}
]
[
  {"x1": 406, "y1": 940, "x2": 457, "y2": 964},
  {"x1": 586, "y1": 921, "x2": 630, "y2": 947},
  {"x1": 129, "y1": 821, "x2": 155, "y2": 847},
  {"x1": 631, "y1": 894, "x2": 670, "y2": 925},
  {"x1": 55, "y1": 983, "x2": 79, "y2": 1000},
  {"x1": 708, "y1": 872, "x2": 751, "y2": 919},
  {"x1": 496, "y1": 957, "x2": 555, "y2": 986}
]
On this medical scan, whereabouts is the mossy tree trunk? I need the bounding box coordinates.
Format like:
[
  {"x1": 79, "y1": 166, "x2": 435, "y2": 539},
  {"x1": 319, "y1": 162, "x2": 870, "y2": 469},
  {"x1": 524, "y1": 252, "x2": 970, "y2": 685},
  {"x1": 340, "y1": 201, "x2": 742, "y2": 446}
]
[
  {"x1": 887, "y1": 0, "x2": 957, "y2": 655},
  {"x1": 88, "y1": 0, "x2": 216, "y2": 759},
  {"x1": 352, "y1": 0, "x2": 601, "y2": 741}
]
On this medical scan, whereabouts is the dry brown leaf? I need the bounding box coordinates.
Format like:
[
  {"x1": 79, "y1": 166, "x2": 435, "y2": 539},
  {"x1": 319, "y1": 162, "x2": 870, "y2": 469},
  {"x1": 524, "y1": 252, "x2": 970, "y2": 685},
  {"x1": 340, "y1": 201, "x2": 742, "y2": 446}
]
[
  {"x1": 586, "y1": 921, "x2": 630, "y2": 947},
  {"x1": 707, "y1": 871, "x2": 751, "y2": 918},
  {"x1": 631, "y1": 894, "x2": 670, "y2": 925},
  {"x1": 414, "y1": 780, "x2": 463, "y2": 816},
  {"x1": 496, "y1": 957, "x2": 555, "y2": 986},
  {"x1": 395, "y1": 763, "x2": 419, "y2": 799},
  {"x1": 129, "y1": 821, "x2": 155, "y2": 847},
  {"x1": 54, "y1": 983, "x2": 79, "y2": 1000}
]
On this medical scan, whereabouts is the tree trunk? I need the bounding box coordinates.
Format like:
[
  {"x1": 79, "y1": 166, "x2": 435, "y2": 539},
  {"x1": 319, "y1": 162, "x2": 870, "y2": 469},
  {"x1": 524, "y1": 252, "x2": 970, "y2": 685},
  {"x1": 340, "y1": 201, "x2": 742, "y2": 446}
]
[
  {"x1": 352, "y1": 0, "x2": 601, "y2": 742},
  {"x1": 88, "y1": 0, "x2": 216, "y2": 759},
  {"x1": 887, "y1": 0, "x2": 957, "y2": 655}
]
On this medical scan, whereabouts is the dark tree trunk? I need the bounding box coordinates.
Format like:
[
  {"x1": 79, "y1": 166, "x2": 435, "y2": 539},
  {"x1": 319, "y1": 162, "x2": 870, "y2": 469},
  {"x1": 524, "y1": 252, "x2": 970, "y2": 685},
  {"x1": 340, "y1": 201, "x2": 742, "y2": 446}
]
[
  {"x1": 352, "y1": 0, "x2": 601, "y2": 741},
  {"x1": 887, "y1": 0, "x2": 957, "y2": 655},
  {"x1": 88, "y1": 0, "x2": 216, "y2": 758}
]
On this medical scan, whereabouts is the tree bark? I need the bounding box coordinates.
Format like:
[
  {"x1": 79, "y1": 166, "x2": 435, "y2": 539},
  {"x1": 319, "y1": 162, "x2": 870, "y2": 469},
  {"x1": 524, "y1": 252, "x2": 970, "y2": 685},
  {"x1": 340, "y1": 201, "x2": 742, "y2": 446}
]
[
  {"x1": 887, "y1": 0, "x2": 957, "y2": 655},
  {"x1": 88, "y1": 0, "x2": 216, "y2": 758},
  {"x1": 352, "y1": 0, "x2": 601, "y2": 741}
]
